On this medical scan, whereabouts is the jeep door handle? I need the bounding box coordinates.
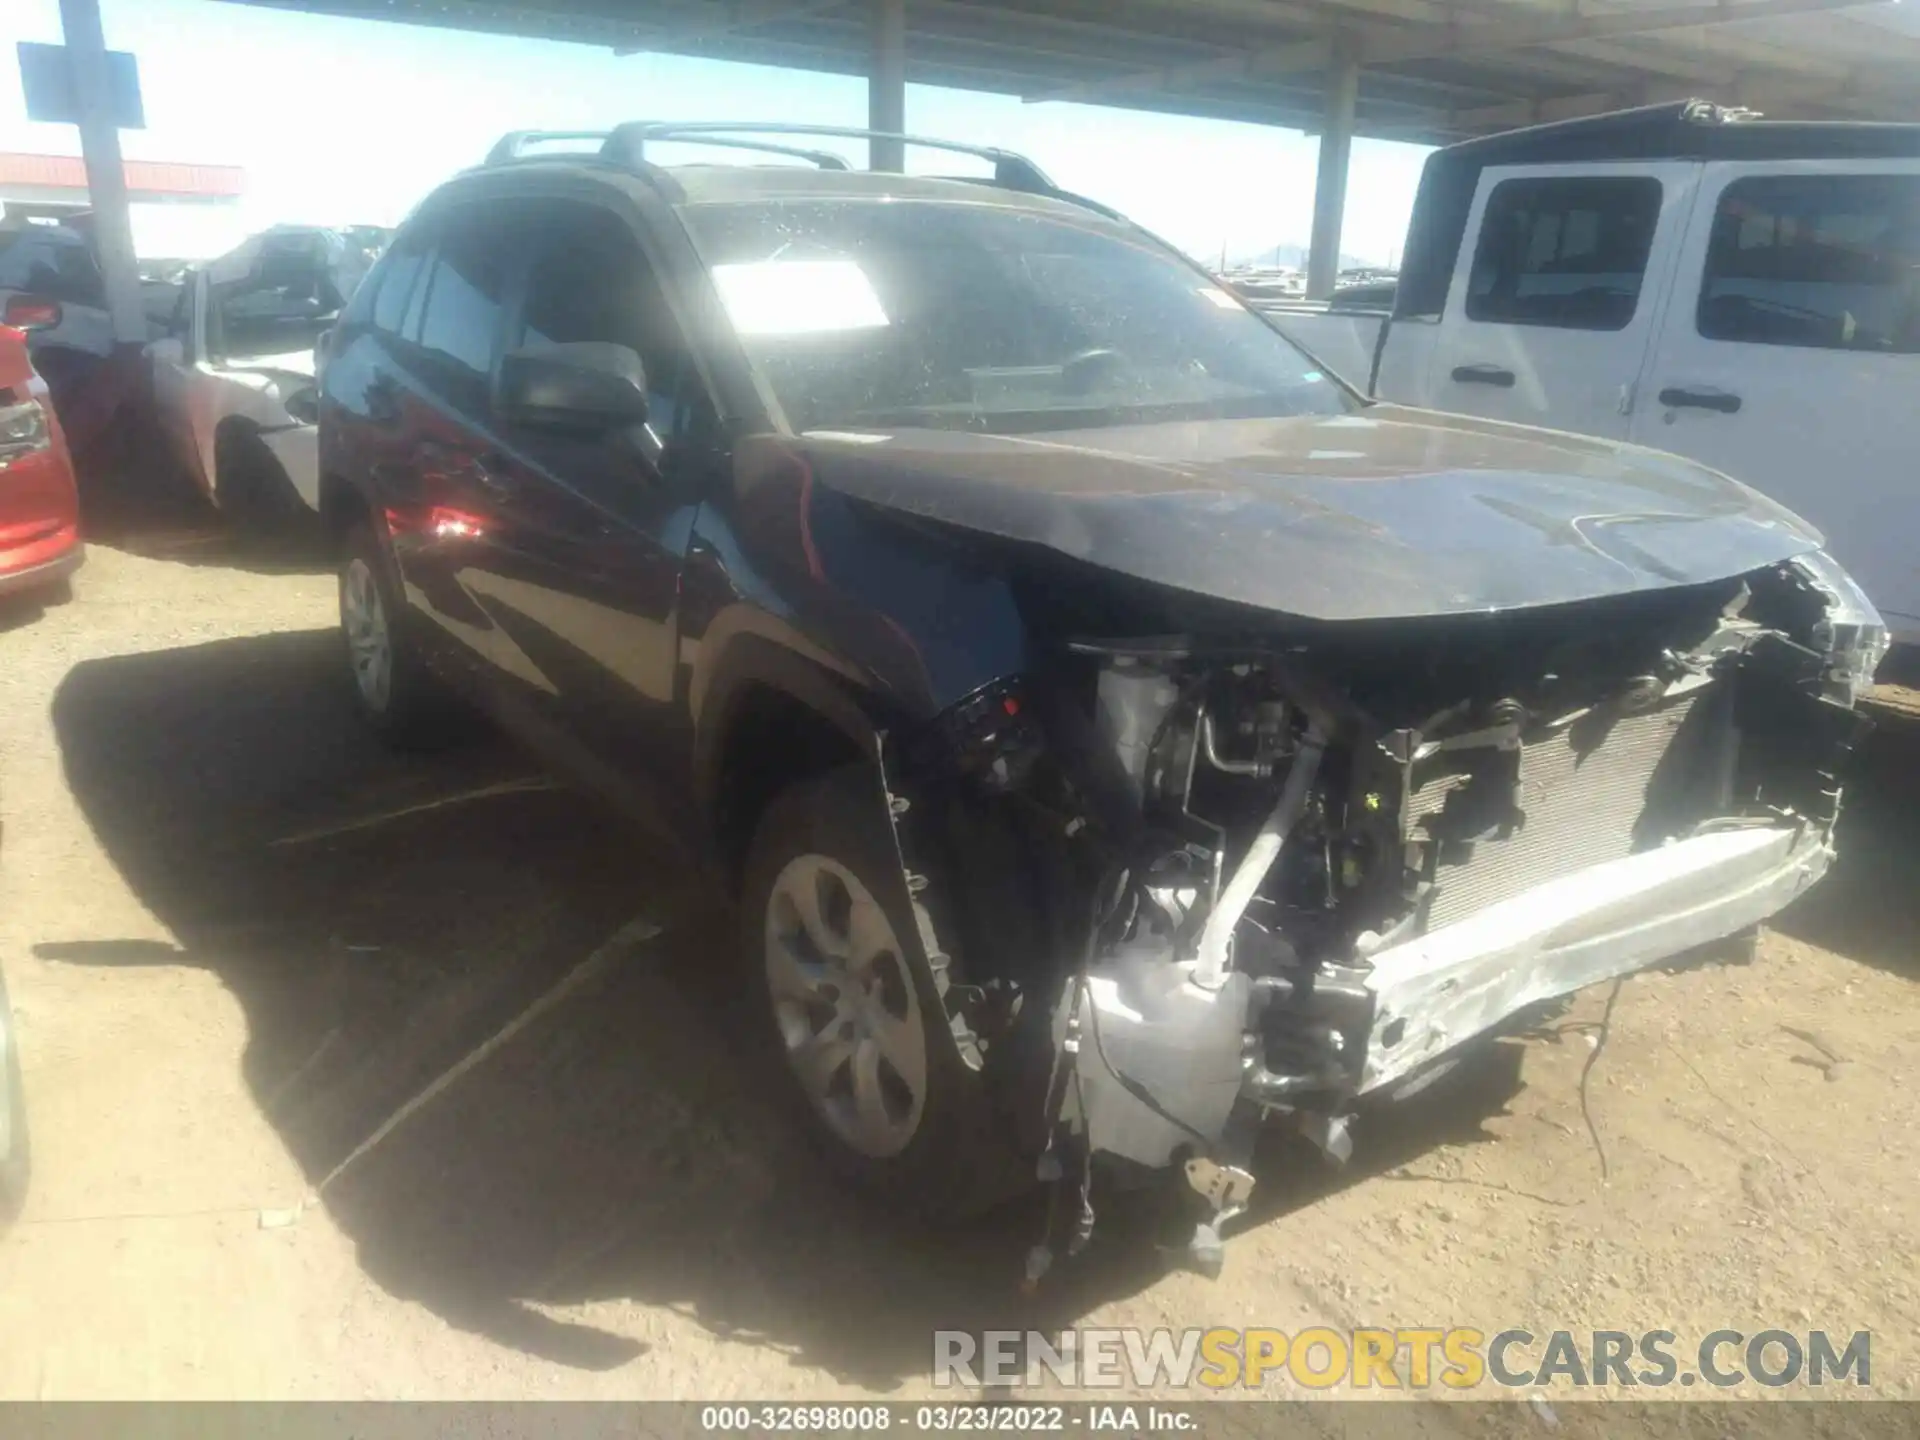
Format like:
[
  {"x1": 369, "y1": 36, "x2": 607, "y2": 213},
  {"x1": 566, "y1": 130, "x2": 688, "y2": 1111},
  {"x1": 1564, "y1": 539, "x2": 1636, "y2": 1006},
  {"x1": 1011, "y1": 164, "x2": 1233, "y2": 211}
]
[
  {"x1": 1451, "y1": 363, "x2": 1516, "y2": 388},
  {"x1": 1658, "y1": 386, "x2": 1742, "y2": 414}
]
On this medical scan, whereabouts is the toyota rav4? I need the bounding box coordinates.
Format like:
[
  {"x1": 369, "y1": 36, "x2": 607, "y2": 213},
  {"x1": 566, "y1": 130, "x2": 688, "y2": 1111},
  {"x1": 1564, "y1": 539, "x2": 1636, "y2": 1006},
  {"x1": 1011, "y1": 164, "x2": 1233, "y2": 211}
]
[{"x1": 314, "y1": 124, "x2": 1884, "y2": 1275}]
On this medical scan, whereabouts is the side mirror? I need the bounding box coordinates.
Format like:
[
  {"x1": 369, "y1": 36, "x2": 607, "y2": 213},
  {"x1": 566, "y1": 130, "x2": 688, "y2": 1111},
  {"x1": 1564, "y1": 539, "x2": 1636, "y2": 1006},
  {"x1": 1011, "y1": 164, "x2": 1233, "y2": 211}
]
[
  {"x1": 495, "y1": 342, "x2": 649, "y2": 433},
  {"x1": 3, "y1": 295, "x2": 62, "y2": 333}
]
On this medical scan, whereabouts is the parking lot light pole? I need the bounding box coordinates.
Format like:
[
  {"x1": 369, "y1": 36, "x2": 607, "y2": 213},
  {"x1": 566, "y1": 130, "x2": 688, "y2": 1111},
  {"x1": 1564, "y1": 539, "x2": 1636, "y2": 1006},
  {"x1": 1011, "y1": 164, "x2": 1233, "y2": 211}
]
[
  {"x1": 1306, "y1": 38, "x2": 1361, "y2": 302},
  {"x1": 57, "y1": 0, "x2": 145, "y2": 347},
  {"x1": 870, "y1": 0, "x2": 906, "y2": 172}
]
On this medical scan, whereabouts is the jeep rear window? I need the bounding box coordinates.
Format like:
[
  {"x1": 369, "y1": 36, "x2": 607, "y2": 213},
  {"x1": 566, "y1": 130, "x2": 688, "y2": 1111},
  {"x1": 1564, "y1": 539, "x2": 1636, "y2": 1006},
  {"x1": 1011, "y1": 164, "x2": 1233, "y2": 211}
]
[
  {"x1": 682, "y1": 199, "x2": 1351, "y2": 434},
  {"x1": 1698, "y1": 173, "x2": 1920, "y2": 353}
]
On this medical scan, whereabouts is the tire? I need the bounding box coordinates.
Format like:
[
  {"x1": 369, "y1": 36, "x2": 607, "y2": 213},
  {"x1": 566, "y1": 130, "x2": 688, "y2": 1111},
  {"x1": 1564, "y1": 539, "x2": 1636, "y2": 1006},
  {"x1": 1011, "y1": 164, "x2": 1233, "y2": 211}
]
[
  {"x1": 0, "y1": 969, "x2": 29, "y2": 1228},
  {"x1": 217, "y1": 427, "x2": 320, "y2": 555},
  {"x1": 339, "y1": 517, "x2": 460, "y2": 749},
  {"x1": 740, "y1": 765, "x2": 1023, "y2": 1221}
]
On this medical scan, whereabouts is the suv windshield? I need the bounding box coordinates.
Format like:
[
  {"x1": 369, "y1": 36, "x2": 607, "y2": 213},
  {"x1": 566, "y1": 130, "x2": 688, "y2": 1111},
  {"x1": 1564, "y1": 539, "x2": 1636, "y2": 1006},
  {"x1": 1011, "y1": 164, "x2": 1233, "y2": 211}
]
[{"x1": 682, "y1": 198, "x2": 1351, "y2": 434}]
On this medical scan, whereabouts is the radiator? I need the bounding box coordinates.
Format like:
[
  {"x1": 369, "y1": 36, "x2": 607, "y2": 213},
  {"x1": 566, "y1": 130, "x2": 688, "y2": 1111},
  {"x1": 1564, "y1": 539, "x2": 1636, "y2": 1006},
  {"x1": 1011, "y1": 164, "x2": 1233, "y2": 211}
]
[{"x1": 1409, "y1": 692, "x2": 1704, "y2": 932}]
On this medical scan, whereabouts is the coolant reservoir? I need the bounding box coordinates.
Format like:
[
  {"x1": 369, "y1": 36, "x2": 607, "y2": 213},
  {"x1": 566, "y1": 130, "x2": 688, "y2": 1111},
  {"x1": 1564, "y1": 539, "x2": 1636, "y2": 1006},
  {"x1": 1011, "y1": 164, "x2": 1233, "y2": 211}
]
[{"x1": 1059, "y1": 939, "x2": 1252, "y2": 1169}]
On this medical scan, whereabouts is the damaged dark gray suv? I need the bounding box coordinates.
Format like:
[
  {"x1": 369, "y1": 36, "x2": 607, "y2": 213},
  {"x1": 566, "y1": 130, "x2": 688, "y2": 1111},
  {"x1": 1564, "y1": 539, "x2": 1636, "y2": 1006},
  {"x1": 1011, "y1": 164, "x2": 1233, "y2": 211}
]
[{"x1": 315, "y1": 123, "x2": 1886, "y2": 1276}]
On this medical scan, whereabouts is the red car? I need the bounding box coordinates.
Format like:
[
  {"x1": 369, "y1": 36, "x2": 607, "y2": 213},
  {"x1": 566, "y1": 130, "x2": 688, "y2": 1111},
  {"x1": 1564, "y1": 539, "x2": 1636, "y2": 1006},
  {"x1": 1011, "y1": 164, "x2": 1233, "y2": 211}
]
[{"x1": 0, "y1": 298, "x2": 83, "y2": 600}]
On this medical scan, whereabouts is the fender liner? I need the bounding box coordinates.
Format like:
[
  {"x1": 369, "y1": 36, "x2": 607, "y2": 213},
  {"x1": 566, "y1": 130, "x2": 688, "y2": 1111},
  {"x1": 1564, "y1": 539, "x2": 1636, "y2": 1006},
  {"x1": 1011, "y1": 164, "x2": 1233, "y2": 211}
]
[{"x1": 692, "y1": 631, "x2": 885, "y2": 827}]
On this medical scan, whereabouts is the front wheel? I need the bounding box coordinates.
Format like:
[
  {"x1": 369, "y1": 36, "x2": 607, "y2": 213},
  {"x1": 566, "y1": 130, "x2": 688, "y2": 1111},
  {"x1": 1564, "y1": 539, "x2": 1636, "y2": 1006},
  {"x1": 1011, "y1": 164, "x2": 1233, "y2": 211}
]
[{"x1": 740, "y1": 767, "x2": 1022, "y2": 1220}]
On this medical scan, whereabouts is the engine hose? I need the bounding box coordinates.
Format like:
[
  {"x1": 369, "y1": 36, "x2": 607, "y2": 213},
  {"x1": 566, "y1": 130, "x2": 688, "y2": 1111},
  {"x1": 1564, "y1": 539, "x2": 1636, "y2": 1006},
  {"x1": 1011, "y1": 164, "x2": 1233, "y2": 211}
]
[{"x1": 1191, "y1": 720, "x2": 1328, "y2": 991}]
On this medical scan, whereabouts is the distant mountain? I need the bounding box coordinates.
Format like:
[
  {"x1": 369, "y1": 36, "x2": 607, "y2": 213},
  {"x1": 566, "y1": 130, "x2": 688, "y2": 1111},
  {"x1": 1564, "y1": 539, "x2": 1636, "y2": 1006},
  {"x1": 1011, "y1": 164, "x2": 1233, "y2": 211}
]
[{"x1": 1221, "y1": 243, "x2": 1377, "y2": 271}]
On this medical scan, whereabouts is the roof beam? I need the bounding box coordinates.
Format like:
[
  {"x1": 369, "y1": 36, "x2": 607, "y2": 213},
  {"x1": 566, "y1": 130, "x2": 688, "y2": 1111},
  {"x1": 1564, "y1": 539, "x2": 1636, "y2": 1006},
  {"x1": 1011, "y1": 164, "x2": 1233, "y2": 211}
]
[
  {"x1": 1455, "y1": 0, "x2": 1910, "y2": 81},
  {"x1": 1027, "y1": 0, "x2": 1884, "y2": 106},
  {"x1": 910, "y1": 0, "x2": 1231, "y2": 66},
  {"x1": 1445, "y1": 90, "x2": 1624, "y2": 132},
  {"x1": 1447, "y1": 67, "x2": 1920, "y2": 131},
  {"x1": 775, "y1": 7, "x2": 1235, "y2": 77},
  {"x1": 1549, "y1": 36, "x2": 1740, "y2": 85},
  {"x1": 1636, "y1": 23, "x2": 1854, "y2": 80},
  {"x1": 1412, "y1": 50, "x2": 1679, "y2": 104},
  {"x1": 668, "y1": 26, "x2": 1448, "y2": 137},
  {"x1": 612, "y1": 0, "x2": 843, "y2": 56}
]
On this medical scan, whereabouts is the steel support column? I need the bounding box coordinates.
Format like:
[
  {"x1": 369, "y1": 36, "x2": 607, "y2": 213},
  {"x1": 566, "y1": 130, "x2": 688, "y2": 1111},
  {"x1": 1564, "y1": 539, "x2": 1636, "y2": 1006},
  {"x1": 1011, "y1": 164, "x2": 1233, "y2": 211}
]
[
  {"x1": 869, "y1": 0, "x2": 906, "y2": 171},
  {"x1": 1306, "y1": 43, "x2": 1360, "y2": 301},
  {"x1": 58, "y1": 0, "x2": 144, "y2": 345}
]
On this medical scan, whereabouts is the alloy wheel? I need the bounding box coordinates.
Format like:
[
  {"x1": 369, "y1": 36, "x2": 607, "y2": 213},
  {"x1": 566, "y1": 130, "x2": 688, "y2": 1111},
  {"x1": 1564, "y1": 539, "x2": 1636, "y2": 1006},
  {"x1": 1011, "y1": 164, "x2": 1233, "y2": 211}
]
[
  {"x1": 764, "y1": 854, "x2": 927, "y2": 1158},
  {"x1": 342, "y1": 557, "x2": 392, "y2": 713}
]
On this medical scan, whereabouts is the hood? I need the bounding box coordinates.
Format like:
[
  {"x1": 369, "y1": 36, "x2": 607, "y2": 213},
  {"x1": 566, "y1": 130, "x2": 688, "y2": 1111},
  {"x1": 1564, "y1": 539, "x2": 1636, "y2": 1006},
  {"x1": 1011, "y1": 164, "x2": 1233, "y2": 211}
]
[
  {"x1": 792, "y1": 406, "x2": 1823, "y2": 622},
  {"x1": 221, "y1": 349, "x2": 315, "y2": 380}
]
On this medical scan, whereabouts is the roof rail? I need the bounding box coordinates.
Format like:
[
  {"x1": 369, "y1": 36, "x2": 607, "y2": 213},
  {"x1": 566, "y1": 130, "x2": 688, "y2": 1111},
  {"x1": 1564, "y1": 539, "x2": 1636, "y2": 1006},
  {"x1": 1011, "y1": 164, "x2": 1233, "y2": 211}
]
[
  {"x1": 603, "y1": 122, "x2": 1059, "y2": 194},
  {"x1": 606, "y1": 130, "x2": 852, "y2": 170},
  {"x1": 481, "y1": 122, "x2": 1106, "y2": 215},
  {"x1": 484, "y1": 130, "x2": 612, "y2": 165},
  {"x1": 484, "y1": 127, "x2": 850, "y2": 172}
]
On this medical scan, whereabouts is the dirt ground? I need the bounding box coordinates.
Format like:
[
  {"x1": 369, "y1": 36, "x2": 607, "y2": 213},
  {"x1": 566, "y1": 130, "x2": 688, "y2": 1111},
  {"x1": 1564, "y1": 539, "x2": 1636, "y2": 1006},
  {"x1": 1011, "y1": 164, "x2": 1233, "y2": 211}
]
[{"x1": 1, "y1": 516, "x2": 1917, "y2": 1413}]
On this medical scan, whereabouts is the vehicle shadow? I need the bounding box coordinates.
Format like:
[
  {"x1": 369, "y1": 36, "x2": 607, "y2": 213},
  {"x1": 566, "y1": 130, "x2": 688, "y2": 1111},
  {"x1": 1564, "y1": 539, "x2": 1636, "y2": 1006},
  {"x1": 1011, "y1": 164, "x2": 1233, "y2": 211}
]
[
  {"x1": 1767, "y1": 710, "x2": 1920, "y2": 982},
  {"x1": 0, "y1": 587, "x2": 74, "y2": 636},
  {"x1": 76, "y1": 436, "x2": 330, "y2": 578},
  {"x1": 44, "y1": 627, "x2": 1525, "y2": 1387}
]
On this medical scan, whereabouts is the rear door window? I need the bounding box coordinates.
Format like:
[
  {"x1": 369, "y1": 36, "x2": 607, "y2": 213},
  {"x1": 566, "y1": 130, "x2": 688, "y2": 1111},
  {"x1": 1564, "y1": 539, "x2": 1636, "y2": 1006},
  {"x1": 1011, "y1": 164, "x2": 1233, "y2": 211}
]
[
  {"x1": 368, "y1": 229, "x2": 429, "y2": 337},
  {"x1": 1696, "y1": 173, "x2": 1920, "y2": 353},
  {"x1": 1465, "y1": 176, "x2": 1663, "y2": 331}
]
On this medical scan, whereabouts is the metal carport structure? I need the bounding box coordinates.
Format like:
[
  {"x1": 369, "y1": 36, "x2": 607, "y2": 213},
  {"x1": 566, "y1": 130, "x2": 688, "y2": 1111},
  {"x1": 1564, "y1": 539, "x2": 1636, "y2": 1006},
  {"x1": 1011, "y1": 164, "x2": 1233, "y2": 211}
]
[{"x1": 48, "y1": 0, "x2": 1920, "y2": 336}]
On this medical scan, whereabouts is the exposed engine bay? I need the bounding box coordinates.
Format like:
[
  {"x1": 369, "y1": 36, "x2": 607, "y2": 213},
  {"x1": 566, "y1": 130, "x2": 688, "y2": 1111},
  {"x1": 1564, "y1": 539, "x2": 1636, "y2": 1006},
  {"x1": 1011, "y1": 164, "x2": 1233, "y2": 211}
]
[{"x1": 875, "y1": 549, "x2": 1883, "y2": 1279}]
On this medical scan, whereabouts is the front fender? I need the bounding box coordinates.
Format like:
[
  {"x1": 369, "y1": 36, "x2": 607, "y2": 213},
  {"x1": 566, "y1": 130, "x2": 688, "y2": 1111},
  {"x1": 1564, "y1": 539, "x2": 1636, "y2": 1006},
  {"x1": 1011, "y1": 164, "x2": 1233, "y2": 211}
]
[{"x1": 728, "y1": 435, "x2": 1032, "y2": 717}]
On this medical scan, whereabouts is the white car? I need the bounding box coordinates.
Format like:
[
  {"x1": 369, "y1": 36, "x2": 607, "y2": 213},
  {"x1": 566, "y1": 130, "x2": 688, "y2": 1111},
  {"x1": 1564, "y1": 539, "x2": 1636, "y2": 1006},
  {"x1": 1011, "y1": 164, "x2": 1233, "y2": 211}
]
[{"x1": 147, "y1": 227, "x2": 378, "y2": 529}]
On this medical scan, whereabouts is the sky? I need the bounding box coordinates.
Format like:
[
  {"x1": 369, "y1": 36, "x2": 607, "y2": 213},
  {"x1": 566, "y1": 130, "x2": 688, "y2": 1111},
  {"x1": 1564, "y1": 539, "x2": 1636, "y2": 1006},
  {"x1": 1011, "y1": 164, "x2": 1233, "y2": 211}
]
[{"x1": 3, "y1": 0, "x2": 1433, "y2": 266}]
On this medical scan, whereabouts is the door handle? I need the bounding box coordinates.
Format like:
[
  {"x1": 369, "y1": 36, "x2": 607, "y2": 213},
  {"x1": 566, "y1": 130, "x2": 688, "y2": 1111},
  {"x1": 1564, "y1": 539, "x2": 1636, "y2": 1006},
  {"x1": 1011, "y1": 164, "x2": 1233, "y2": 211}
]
[
  {"x1": 1451, "y1": 363, "x2": 1516, "y2": 388},
  {"x1": 1658, "y1": 386, "x2": 1742, "y2": 415},
  {"x1": 417, "y1": 443, "x2": 514, "y2": 498}
]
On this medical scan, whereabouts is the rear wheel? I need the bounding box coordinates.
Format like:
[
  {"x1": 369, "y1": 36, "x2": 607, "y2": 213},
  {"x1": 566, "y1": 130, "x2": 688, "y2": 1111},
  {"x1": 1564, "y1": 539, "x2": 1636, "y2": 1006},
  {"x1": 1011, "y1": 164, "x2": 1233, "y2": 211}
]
[
  {"x1": 740, "y1": 767, "x2": 1022, "y2": 1219},
  {"x1": 339, "y1": 518, "x2": 460, "y2": 749}
]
